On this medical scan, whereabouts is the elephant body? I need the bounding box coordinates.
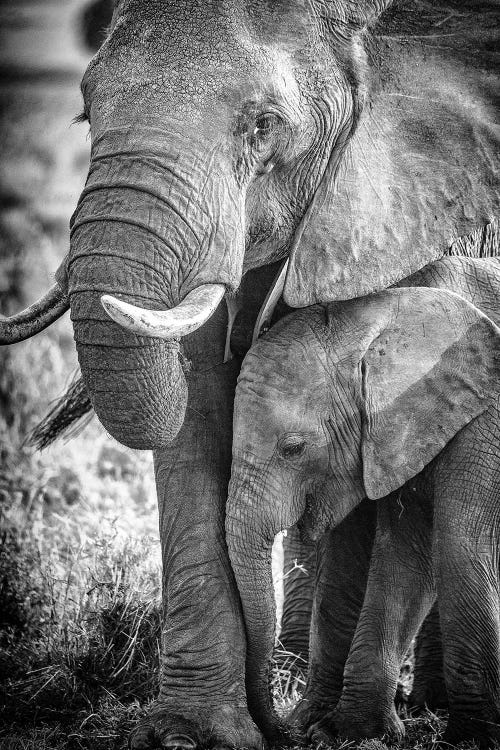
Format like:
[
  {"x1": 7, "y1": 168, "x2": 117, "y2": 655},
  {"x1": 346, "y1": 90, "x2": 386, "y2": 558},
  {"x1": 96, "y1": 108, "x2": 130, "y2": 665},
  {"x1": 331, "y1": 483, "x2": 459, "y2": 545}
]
[
  {"x1": 1, "y1": 1, "x2": 499, "y2": 747},
  {"x1": 227, "y1": 256, "x2": 500, "y2": 746}
]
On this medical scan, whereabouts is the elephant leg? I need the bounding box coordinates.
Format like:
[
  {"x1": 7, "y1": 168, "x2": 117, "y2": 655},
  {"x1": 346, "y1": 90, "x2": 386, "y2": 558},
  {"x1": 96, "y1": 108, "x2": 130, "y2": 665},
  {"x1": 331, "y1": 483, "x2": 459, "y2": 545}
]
[
  {"x1": 129, "y1": 306, "x2": 261, "y2": 750},
  {"x1": 410, "y1": 601, "x2": 448, "y2": 711},
  {"x1": 278, "y1": 523, "x2": 316, "y2": 668},
  {"x1": 434, "y1": 410, "x2": 500, "y2": 748},
  {"x1": 313, "y1": 488, "x2": 435, "y2": 743},
  {"x1": 289, "y1": 499, "x2": 376, "y2": 736}
]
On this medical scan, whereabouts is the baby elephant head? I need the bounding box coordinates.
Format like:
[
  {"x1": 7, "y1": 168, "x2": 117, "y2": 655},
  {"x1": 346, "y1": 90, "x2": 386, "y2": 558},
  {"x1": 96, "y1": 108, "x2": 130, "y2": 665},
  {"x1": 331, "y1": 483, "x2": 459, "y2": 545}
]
[{"x1": 226, "y1": 285, "x2": 500, "y2": 741}]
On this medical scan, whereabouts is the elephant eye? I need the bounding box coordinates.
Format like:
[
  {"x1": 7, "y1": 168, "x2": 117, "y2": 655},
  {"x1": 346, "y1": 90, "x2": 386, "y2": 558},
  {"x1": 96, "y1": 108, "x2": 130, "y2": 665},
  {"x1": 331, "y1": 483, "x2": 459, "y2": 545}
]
[
  {"x1": 253, "y1": 113, "x2": 278, "y2": 139},
  {"x1": 250, "y1": 113, "x2": 284, "y2": 153},
  {"x1": 249, "y1": 113, "x2": 288, "y2": 174},
  {"x1": 279, "y1": 438, "x2": 307, "y2": 460}
]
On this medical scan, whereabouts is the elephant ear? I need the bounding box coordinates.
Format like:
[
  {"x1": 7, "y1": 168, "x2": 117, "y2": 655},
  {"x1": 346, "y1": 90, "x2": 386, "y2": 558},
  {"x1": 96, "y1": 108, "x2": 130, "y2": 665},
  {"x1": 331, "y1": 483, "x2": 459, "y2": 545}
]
[
  {"x1": 361, "y1": 287, "x2": 500, "y2": 500},
  {"x1": 284, "y1": 3, "x2": 500, "y2": 306}
]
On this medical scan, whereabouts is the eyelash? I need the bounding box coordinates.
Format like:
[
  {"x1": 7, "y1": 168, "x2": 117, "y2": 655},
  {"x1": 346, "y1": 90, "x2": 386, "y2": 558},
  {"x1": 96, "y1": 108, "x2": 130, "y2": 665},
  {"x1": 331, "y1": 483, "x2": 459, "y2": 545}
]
[
  {"x1": 73, "y1": 109, "x2": 89, "y2": 125},
  {"x1": 280, "y1": 440, "x2": 307, "y2": 460}
]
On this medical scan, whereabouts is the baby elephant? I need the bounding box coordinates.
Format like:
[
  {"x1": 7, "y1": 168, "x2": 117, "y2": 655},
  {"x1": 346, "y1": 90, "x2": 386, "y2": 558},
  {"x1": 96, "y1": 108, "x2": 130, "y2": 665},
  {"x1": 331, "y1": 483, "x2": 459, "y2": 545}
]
[{"x1": 226, "y1": 257, "x2": 500, "y2": 747}]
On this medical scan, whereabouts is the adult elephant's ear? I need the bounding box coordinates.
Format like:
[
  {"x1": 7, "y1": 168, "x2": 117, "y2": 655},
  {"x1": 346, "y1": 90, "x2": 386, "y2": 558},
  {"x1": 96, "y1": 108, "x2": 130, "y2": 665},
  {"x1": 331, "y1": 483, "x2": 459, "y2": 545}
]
[
  {"x1": 284, "y1": 3, "x2": 500, "y2": 306},
  {"x1": 360, "y1": 287, "x2": 500, "y2": 500}
]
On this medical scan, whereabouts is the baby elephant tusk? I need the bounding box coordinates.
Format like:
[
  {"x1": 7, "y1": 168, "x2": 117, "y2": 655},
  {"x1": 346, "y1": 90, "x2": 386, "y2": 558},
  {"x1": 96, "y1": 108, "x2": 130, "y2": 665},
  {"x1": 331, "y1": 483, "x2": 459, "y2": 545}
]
[
  {"x1": 0, "y1": 284, "x2": 70, "y2": 345},
  {"x1": 101, "y1": 284, "x2": 226, "y2": 340}
]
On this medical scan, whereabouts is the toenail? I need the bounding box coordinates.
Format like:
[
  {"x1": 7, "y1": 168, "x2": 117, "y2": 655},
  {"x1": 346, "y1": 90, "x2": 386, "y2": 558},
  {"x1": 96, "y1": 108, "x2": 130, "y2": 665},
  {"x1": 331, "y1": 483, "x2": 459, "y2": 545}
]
[{"x1": 162, "y1": 734, "x2": 196, "y2": 750}]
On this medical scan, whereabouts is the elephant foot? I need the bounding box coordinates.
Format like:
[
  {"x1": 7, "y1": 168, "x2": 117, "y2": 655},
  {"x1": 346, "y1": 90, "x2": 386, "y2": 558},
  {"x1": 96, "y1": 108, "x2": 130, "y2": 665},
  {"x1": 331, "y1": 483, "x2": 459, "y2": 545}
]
[
  {"x1": 128, "y1": 701, "x2": 263, "y2": 750},
  {"x1": 309, "y1": 704, "x2": 404, "y2": 743},
  {"x1": 286, "y1": 696, "x2": 332, "y2": 737}
]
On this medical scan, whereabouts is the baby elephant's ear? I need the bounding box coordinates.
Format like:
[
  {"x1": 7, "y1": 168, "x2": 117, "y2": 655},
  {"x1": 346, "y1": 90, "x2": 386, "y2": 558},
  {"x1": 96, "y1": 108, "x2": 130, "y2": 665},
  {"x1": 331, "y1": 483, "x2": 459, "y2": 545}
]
[{"x1": 362, "y1": 288, "x2": 500, "y2": 500}]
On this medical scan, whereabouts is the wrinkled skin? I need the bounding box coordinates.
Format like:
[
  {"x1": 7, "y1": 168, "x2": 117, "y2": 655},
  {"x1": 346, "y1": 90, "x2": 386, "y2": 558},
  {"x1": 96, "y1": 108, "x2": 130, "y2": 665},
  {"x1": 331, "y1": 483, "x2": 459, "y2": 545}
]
[
  {"x1": 4, "y1": 1, "x2": 499, "y2": 747},
  {"x1": 411, "y1": 602, "x2": 448, "y2": 712},
  {"x1": 227, "y1": 257, "x2": 500, "y2": 747}
]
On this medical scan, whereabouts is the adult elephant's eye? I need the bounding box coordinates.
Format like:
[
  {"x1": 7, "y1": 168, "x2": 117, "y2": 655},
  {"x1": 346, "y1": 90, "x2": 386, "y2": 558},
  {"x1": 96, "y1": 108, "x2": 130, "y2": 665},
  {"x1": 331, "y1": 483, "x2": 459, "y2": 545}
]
[
  {"x1": 253, "y1": 113, "x2": 278, "y2": 140},
  {"x1": 279, "y1": 438, "x2": 307, "y2": 460},
  {"x1": 250, "y1": 112, "x2": 285, "y2": 171}
]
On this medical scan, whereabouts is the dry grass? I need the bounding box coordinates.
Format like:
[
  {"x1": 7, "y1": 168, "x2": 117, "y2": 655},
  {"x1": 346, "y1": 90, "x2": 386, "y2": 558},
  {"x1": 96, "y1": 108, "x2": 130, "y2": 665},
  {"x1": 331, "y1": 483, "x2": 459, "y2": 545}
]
[{"x1": 0, "y1": 482, "x2": 161, "y2": 750}]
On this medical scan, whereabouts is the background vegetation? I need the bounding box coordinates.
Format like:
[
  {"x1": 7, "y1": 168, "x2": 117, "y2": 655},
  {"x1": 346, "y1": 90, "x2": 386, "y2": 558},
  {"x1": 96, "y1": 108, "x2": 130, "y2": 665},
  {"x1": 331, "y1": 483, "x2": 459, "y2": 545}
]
[{"x1": 0, "y1": 2, "x2": 483, "y2": 748}]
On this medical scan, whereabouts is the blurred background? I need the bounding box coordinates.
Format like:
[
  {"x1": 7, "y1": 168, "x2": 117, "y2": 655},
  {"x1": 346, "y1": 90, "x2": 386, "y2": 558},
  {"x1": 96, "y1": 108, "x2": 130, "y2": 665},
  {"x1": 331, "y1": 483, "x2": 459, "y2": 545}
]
[{"x1": 0, "y1": 4, "x2": 168, "y2": 747}]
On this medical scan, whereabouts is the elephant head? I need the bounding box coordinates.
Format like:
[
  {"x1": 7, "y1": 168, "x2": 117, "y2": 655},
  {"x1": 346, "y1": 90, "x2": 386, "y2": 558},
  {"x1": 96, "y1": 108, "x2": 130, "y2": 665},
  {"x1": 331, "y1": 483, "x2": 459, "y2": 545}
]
[
  {"x1": 226, "y1": 273, "x2": 500, "y2": 739},
  {"x1": 1, "y1": 1, "x2": 498, "y2": 450}
]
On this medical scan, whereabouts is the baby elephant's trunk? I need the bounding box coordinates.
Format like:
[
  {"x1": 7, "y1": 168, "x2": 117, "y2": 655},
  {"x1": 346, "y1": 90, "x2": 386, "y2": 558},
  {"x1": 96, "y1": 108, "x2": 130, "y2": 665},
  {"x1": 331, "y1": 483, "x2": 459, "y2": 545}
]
[{"x1": 226, "y1": 463, "x2": 302, "y2": 744}]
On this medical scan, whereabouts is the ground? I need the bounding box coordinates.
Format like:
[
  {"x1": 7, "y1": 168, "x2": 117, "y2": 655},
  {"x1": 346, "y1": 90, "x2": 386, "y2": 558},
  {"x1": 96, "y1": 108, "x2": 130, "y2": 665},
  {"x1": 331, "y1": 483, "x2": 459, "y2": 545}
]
[{"x1": 0, "y1": 3, "x2": 486, "y2": 749}]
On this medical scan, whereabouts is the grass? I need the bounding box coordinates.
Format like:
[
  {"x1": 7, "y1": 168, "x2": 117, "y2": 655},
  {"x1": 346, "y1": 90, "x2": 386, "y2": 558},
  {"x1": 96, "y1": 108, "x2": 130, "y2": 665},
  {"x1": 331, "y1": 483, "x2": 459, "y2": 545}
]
[
  {"x1": 0, "y1": 468, "x2": 161, "y2": 750},
  {"x1": 0, "y1": 482, "x2": 483, "y2": 750}
]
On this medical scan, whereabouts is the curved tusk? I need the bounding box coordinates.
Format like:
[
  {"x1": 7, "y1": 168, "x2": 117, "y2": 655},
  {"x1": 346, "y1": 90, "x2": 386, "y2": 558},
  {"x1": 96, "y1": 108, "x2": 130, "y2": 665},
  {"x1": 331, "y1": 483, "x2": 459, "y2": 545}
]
[
  {"x1": 0, "y1": 284, "x2": 70, "y2": 345},
  {"x1": 101, "y1": 284, "x2": 226, "y2": 340}
]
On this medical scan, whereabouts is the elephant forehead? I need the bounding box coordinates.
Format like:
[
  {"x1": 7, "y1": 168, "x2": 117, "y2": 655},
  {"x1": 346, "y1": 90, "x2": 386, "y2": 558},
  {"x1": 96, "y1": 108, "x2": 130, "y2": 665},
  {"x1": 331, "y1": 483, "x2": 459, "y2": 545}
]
[
  {"x1": 233, "y1": 385, "x2": 328, "y2": 457},
  {"x1": 240, "y1": 322, "x2": 329, "y2": 393},
  {"x1": 234, "y1": 334, "x2": 330, "y2": 450},
  {"x1": 112, "y1": 0, "x2": 314, "y2": 54},
  {"x1": 86, "y1": 0, "x2": 314, "y2": 122}
]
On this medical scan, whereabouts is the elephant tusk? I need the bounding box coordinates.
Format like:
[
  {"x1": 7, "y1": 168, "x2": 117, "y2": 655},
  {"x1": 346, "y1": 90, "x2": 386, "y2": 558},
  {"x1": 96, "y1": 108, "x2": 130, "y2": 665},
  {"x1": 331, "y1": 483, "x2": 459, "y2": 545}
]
[
  {"x1": 0, "y1": 284, "x2": 70, "y2": 345},
  {"x1": 252, "y1": 257, "x2": 289, "y2": 344},
  {"x1": 101, "y1": 284, "x2": 226, "y2": 340},
  {"x1": 223, "y1": 295, "x2": 242, "y2": 363}
]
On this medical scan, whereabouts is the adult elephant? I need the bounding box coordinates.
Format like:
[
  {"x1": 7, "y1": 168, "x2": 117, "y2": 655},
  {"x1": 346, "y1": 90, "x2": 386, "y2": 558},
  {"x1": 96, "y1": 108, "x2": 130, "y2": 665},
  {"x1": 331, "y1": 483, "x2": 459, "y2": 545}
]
[{"x1": 1, "y1": 1, "x2": 498, "y2": 747}]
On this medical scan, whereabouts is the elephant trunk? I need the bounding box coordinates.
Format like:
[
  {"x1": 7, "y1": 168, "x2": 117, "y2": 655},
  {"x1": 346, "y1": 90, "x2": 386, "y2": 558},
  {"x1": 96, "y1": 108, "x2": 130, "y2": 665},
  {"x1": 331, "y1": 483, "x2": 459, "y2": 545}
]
[
  {"x1": 226, "y1": 463, "x2": 304, "y2": 743},
  {"x1": 67, "y1": 126, "x2": 244, "y2": 449},
  {"x1": 70, "y1": 254, "x2": 188, "y2": 450}
]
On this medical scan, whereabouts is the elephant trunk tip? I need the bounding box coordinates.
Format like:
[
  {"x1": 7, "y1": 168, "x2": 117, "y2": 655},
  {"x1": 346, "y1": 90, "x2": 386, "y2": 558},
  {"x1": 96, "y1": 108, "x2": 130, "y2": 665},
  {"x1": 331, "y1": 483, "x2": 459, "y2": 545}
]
[
  {"x1": 75, "y1": 326, "x2": 189, "y2": 451},
  {"x1": 92, "y1": 382, "x2": 188, "y2": 451}
]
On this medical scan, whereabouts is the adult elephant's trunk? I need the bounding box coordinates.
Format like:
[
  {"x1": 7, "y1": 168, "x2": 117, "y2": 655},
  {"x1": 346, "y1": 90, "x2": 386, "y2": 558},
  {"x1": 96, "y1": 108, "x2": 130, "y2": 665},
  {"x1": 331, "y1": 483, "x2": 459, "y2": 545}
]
[
  {"x1": 70, "y1": 264, "x2": 188, "y2": 450},
  {"x1": 67, "y1": 125, "x2": 244, "y2": 449},
  {"x1": 226, "y1": 462, "x2": 304, "y2": 743}
]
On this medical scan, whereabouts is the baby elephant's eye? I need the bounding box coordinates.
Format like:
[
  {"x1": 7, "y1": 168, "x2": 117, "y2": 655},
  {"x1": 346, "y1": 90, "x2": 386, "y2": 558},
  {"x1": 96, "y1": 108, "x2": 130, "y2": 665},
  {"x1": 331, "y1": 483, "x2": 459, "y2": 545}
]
[{"x1": 280, "y1": 440, "x2": 307, "y2": 460}]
